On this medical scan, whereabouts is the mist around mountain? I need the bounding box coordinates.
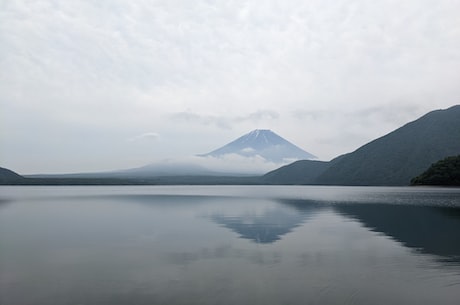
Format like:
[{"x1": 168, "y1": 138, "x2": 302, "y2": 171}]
[
  {"x1": 2, "y1": 106, "x2": 459, "y2": 186},
  {"x1": 100, "y1": 162, "x2": 222, "y2": 177},
  {"x1": 3, "y1": 168, "x2": 261, "y2": 185},
  {"x1": 23, "y1": 129, "x2": 314, "y2": 179},
  {"x1": 48, "y1": 129, "x2": 315, "y2": 178},
  {"x1": 265, "y1": 105, "x2": 460, "y2": 186},
  {"x1": 199, "y1": 129, "x2": 316, "y2": 163},
  {"x1": 26, "y1": 158, "x2": 275, "y2": 180}
]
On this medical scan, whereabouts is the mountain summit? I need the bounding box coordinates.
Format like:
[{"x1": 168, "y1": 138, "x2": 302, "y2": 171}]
[{"x1": 199, "y1": 129, "x2": 316, "y2": 163}]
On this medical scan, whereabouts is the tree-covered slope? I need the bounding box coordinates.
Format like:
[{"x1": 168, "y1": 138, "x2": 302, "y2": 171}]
[
  {"x1": 411, "y1": 155, "x2": 460, "y2": 186},
  {"x1": 316, "y1": 105, "x2": 460, "y2": 185},
  {"x1": 262, "y1": 160, "x2": 331, "y2": 184}
]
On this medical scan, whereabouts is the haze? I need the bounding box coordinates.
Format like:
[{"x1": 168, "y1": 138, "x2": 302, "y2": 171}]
[{"x1": 1, "y1": 0, "x2": 459, "y2": 174}]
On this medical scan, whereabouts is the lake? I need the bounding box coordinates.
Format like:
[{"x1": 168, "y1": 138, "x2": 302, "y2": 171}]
[{"x1": 1, "y1": 185, "x2": 460, "y2": 305}]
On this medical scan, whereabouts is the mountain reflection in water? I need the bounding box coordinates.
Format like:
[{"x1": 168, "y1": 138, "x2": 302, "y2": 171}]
[
  {"x1": 210, "y1": 203, "x2": 319, "y2": 243},
  {"x1": 333, "y1": 203, "x2": 460, "y2": 261},
  {"x1": 2, "y1": 186, "x2": 460, "y2": 305},
  {"x1": 210, "y1": 198, "x2": 460, "y2": 262}
]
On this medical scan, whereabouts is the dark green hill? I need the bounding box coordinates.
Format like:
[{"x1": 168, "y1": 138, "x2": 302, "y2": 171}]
[
  {"x1": 262, "y1": 160, "x2": 331, "y2": 184},
  {"x1": 411, "y1": 155, "x2": 460, "y2": 186},
  {"x1": 316, "y1": 105, "x2": 460, "y2": 185},
  {"x1": 0, "y1": 167, "x2": 25, "y2": 184}
]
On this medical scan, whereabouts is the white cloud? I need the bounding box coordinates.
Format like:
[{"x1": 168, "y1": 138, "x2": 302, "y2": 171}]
[
  {"x1": 128, "y1": 132, "x2": 160, "y2": 142},
  {"x1": 170, "y1": 109, "x2": 279, "y2": 130},
  {"x1": 189, "y1": 154, "x2": 282, "y2": 175},
  {"x1": 1, "y1": 0, "x2": 460, "y2": 173},
  {"x1": 241, "y1": 147, "x2": 256, "y2": 153},
  {"x1": 170, "y1": 111, "x2": 232, "y2": 129}
]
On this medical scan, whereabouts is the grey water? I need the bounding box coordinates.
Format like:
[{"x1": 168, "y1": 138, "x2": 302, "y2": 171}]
[{"x1": 1, "y1": 186, "x2": 460, "y2": 305}]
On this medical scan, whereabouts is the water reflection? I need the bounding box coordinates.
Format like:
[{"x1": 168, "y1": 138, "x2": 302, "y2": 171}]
[
  {"x1": 334, "y1": 204, "x2": 460, "y2": 262},
  {"x1": 208, "y1": 198, "x2": 460, "y2": 262},
  {"x1": 210, "y1": 203, "x2": 319, "y2": 243},
  {"x1": 2, "y1": 186, "x2": 460, "y2": 305},
  {"x1": 166, "y1": 244, "x2": 235, "y2": 266},
  {"x1": 0, "y1": 198, "x2": 11, "y2": 207},
  {"x1": 165, "y1": 245, "x2": 283, "y2": 267}
]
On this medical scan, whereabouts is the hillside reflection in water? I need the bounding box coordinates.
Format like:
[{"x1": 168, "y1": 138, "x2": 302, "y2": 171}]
[
  {"x1": 1, "y1": 186, "x2": 460, "y2": 305},
  {"x1": 208, "y1": 197, "x2": 460, "y2": 262}
]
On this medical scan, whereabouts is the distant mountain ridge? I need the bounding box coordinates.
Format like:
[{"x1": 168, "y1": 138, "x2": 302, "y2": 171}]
[
  {"x1": 110, "y1": 162, "x2": 220, "y2": 177},
  {"x1": 31, "y1": 129, "x2": 316, "y2": 178},
  {"x1": 0, "y1": 167, "x2": 24, "y2": 184},
  {"x1": 200, "y1": 129, "x2": 316, "y2": 163},
  {"x1": 3, "y1": 106, "x2": 459, "y2": 186},
  {"x1": 265, "y1": 105, "x2": 460, "y2": 185}
]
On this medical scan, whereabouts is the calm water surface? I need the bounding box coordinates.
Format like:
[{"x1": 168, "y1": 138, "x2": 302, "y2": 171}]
[{"x1": 1, "y1": 185, "x2": 460, "y2": 305}]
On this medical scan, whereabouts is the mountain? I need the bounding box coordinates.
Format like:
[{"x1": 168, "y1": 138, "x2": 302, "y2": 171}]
[
  {"x1": 25, "y1": 160, "x2": 263, "y2": 184},
  {"x1": 262, "y1": 160, "x2": 331, "y2": 184},
  {"x1": 411, "y1": 155, "x2": 460, "y2": 186},
  {"x1": 0, "y1": 167, "x2": 25, "y2": 184},
  {"x1": 199, "y1": 129, "x2": 316, "y2": 163},
  {"x1": 29, "y1": 162, "x2": 224, "y2": 179},
  {"x1": 111, "y1": 162, "x2": 221, "y2": 177},
  {"x1": 265, "y1": 105, "x2": 460, "y2": 186},
  {"x1": 22, "y1": 130, "x2": 315, "y2": 181},
  {"x1": 318, "y1": 105, "x2": 460, "y2": 185}
]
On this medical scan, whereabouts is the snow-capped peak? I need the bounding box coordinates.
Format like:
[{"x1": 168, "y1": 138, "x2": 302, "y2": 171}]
[{"x1": 199, "y1": 129, "x2": 316, "y2": 163}]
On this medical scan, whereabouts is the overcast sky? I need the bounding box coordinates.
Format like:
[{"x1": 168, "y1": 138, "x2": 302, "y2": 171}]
[{"x1": 1, "y1": 0, "x2": 460, "y2": 174}]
